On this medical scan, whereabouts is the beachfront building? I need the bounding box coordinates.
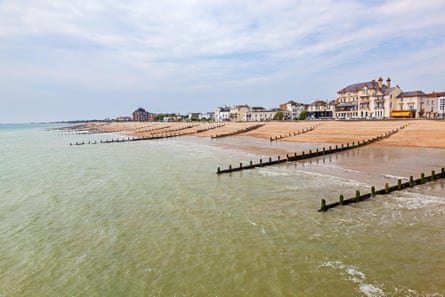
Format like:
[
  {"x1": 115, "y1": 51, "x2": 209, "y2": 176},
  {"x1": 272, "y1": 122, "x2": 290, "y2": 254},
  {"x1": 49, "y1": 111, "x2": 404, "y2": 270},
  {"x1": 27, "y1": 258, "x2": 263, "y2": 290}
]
[
  {"x1": 279, "y1": 100, "x2": 306, "y2": 120},
  {"x1": 427, "y1": 92, "x2": 445, "y2": 118},
  {"x1": 230, "y1": 105, "x2": 250, "y2": 122},
  {"x1": 215, "y1": 105, "x2": 231, "y2": 121},
  {"x1": 133, "y1": 107, "x2": 151, "y2": 121},
  {"x1": 335, "y1": 77, "x2": 401, "y2": 120},
  {"x1": 391, "y1": 91, "x2": 430, "y2": 118},
  {"x1": 245, "y1": 107, "x2": 284, "y2": 121},
  {"x1": 306, "y1": 100, "x2": 334, "y2": 119}
]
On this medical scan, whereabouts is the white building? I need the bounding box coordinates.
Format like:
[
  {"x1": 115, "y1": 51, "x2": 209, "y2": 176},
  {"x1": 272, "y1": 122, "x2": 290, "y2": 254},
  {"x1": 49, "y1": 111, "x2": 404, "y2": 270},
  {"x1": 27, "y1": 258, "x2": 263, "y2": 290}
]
[{"x1": 215, "y1": 105, "x2": 231, "y2": 121}]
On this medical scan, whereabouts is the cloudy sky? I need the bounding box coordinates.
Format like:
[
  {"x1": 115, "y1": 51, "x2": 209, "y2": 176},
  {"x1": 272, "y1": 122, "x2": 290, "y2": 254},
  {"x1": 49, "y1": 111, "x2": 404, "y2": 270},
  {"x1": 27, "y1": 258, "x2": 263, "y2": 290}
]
[{"x1": 1, "y1": 0, "x2": 444, "y2": 122}]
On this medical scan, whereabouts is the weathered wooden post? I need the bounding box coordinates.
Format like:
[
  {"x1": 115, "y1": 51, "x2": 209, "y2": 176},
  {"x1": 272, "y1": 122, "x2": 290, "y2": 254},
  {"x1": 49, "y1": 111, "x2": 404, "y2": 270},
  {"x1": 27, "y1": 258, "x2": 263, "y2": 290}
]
[
  {"x1": 371, "y1": 186, "x2": 376, "y2": 196},
  {"x1": 320, "y1": 199, "x2": 327, "y2": 212},
  {"x1": 398, "y1": 179, "x2": 402, "y2": 190},
  {"x1": 409, "y1": 176, "x2": 414, "y2": 187},
  {"x1": 421, "y1": 173, "x2": 425, "y2": 184},
  {"x1": 441, "y1": 168, "x2": 445, "y2": 178},
  {"x1": 217, "y1": 167, "x2": 221, "y2": 174},
  {"x1": 229, "y1": 164, "x2": 232, "y2": 171},
  {"x1": 260, "y1": 159, "x2": 263, "y2": 166},
  {"x1": 432, "y1": 170, "x2": 436, "y2": 180},
  {"x1": 240, "y1": 163, "x2": 243, "y2": 168},
  {"x1": 355, "y1": 190, "x2": 360, "y2": 202},
  {"x1": 250, "y1": 160, "x2": 253, "y2": 166},
  {"x1": 385, "y1": 183, "x2": 389, "y2": 193},
  {"x1": 339, "y1": 194, "x2": 344, "y2": 205},
  {"x1": 269, "y1": 157, "x2": 272, "y2": 163},
  {"x1": 278, "y1": 155, "x2": 280, "y2": 161}
]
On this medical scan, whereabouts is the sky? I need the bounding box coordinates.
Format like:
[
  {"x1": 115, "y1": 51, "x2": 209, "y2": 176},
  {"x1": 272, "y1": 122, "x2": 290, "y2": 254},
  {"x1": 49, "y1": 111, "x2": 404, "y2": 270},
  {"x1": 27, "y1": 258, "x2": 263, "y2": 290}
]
[{"x1": 1, "y1": 0, "x2": 445, "y2": 123}]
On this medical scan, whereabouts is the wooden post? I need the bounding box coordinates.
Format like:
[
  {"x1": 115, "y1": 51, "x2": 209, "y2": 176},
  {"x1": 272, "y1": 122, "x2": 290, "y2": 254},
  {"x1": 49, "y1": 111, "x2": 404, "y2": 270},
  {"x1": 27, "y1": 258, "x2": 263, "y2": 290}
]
[
  {"x1": 442, "y1": 168, "x2": 445, "y2": 178},
  {"x1": 250, "y1": 160, "x2": 253, "y2": 166},
  {"x1": 229, "y1": 164, "x2": 232, "y2": 170},
  {"x1": 260, "y1": 159, "x2": 263, "y2": 166},
  {"x1": 385, "y1": 183, "x2": 389, "y2": 193},
  {"x1": 339, "y1": 194, "x2": 344, "y2": 205},
  {"x1": 240, "y1": 163, "x2": 243, "y2": 168},
  {"x1": 217, "y1": 167, "x2": 220, "y2": 173},
  {"x1": 398, "y1": 179, "x2": 402, "y2": 190},
  {"x1": 409, "y1": 176, "x2": 414, "y2": 187},
  {"x1": 371, "y1": 186, "x2": 375, "y2": 196},
  {"x1": 432, "y1": 170, "x2": 436, "y2": 180},
  {"x1": 320, "y1": 199, "x2": 327, "y2": 212},
  {"x1": 355, "y1": 190, "x2": 360, "y2": 202},
  {"x1": 421, "y1": 173, "x2": 425, "y2": 184}
]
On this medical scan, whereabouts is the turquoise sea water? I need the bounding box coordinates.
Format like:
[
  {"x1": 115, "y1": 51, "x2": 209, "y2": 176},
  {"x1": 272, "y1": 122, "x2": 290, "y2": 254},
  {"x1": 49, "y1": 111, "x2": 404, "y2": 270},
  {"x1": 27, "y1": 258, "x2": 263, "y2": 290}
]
[{"x1": 1, "y1": 124, "x2": 444, "y2": 297}]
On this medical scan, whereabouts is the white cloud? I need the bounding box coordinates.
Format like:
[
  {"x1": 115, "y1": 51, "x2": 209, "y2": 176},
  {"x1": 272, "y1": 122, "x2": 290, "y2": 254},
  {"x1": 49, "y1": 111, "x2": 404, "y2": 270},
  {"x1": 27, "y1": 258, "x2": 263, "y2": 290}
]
[{"x1": 0, "y1": 0, "x2": 445, "y2": 121}]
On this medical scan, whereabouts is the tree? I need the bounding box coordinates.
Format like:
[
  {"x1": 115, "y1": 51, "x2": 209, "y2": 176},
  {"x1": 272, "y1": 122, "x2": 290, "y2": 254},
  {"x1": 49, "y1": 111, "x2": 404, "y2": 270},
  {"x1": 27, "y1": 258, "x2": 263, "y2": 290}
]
[
  {"x1": 298, "y1": 111, "x2": 307, "y2": 120},
  {"x1": 273, "y1": 111, "x2": 284, "y2": 121}
]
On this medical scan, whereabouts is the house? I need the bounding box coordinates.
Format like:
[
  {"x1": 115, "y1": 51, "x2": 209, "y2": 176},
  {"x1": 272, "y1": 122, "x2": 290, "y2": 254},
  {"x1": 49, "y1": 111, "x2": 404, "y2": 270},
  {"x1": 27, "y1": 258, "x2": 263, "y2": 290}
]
[
  {"x1": 188, "y1": 112, "x2": 202, "y2": 121},
  {"x1": 391, "y1": 91, "x2": 426, "y2": 118},
  {"x1": 215, "y1": 105, "x2": 231, "y2": 121},
  {"x1": 306, "y1": 100, "x2": 333, "y2": 119},
  {"x1": 426, "y1": 92, "x2": 444, "y2": 118},
  {"x1": 279, "y1": 100, "x2": 306, "y2": 120},
  {"x1": 230, "y1": 105, "x2": 250, "y2": 122},
  {"x1": 115, "y1": 116, "x2": 132, "y2": 122},
  {"x1": 335, "y1": 77, "x2": 401, "y2": 119},
  {"x1": 246, "y1": 107, "x2": 281, "y2": 121},
  {"x1": 132, "y1": 108, "x2": 150, "y2": 121}
]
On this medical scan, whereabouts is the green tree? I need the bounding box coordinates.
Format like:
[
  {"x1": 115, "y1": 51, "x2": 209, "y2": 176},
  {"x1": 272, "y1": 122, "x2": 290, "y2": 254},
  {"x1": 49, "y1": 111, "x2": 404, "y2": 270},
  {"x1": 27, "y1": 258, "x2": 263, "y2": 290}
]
[
  {"x1": 298, "y1": 111, "x2": 307, "y2": 120},
  {"x1": 273, "y1": 111, "x2": 284, "y2": 120}
]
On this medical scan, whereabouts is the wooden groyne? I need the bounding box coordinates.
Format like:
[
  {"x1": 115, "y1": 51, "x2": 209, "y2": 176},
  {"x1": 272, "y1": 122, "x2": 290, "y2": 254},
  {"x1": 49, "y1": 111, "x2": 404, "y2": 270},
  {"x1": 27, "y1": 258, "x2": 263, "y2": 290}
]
[
  {"x1": 319, "y1": 168, "x2": 445, "y2": 212},
  {"x1": 269, "y1": 124, "x2": 320, "y2": 142},
  {"x1": 211, "y1": 123, "x2": 265, "y2": 139},
  {"x1": 217, "y1": 124, "x2": 409, "y2": 174},
  {"x1": 69, "y1": 123, "x2": 226, "y2": 146}
]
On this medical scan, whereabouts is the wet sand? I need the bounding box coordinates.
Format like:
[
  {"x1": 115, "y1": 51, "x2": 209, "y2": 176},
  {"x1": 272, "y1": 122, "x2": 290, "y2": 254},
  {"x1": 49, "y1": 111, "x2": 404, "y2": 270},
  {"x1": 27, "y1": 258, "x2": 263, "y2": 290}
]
[{"x1": 78, "y1": 120, "x2": 445, "y2": 192}]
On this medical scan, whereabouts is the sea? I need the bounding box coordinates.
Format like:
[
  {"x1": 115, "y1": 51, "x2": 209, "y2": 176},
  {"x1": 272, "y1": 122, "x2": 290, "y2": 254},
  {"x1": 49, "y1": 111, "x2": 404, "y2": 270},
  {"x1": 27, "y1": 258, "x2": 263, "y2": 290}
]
[{"x1": 1, "y1": 123, "x2": 444, "y2": 297}]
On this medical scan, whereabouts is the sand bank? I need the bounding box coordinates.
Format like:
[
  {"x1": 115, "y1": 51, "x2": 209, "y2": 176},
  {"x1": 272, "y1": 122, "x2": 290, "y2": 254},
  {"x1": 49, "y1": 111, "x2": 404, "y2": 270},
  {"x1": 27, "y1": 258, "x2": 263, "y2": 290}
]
[{"x1": 82, "y1": 120, "x2": 445, "y2": 150}]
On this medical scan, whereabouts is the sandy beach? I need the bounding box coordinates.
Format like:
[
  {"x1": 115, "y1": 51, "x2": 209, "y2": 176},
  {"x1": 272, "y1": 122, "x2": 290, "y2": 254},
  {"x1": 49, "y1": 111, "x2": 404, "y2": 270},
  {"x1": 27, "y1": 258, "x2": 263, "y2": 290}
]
[{"x1": 81, "y1": 119, "x2": 445, "y2": 151}]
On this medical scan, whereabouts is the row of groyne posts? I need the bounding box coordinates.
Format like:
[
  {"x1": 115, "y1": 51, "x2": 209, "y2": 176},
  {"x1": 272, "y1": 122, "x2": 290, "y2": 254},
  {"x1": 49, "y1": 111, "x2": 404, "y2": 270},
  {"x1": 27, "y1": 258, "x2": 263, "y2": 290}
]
[
  {"x1": 319, "y1": 168, "x2": 445, "y2": 212},
  {"x1": 217, "y1": 124, "x2": 409, "y2": 174},
  {"x1": 69, "y1": 123, "x2": 226, "y2": 146},
  {"x1": 269, "y1": 124, "x2": 319, "y2": 142}
]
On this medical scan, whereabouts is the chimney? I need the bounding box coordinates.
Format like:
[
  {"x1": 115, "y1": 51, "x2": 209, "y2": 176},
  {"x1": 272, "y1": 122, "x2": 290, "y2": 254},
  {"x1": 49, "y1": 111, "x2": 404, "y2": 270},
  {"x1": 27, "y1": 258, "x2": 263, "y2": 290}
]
[
  {"x1": 386, "y1": 77, "x2": 391, "y2": 88},
  {"x1": 378, "y1": 77, "x2": 383, "y2": 89}
]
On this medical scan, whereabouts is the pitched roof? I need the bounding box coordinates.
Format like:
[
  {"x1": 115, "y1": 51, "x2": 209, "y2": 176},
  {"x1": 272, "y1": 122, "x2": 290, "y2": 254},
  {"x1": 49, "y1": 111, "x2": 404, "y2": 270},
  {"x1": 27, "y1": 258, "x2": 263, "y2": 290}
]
[
  {"x1": 338, "y1": 80, "x2": 382, "y2": 93},
  {"x1": 398, "y1": 90, "x2": 425, "y2": 97},
  {"x1": 426, "y1": 91, "x2": 445, "y2": 98}
]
